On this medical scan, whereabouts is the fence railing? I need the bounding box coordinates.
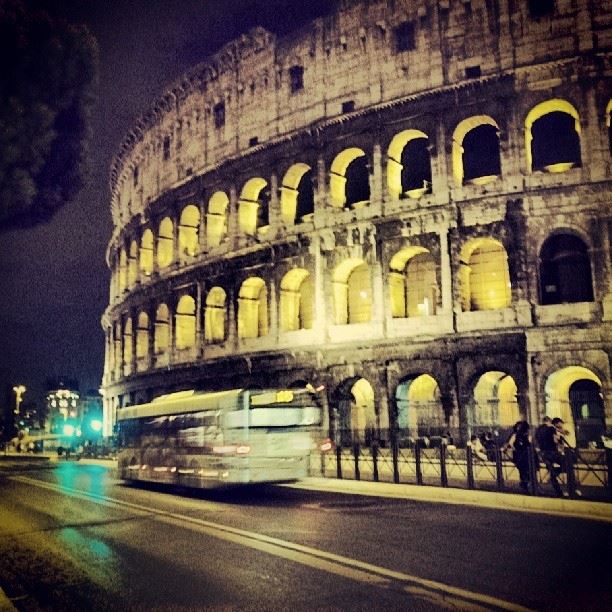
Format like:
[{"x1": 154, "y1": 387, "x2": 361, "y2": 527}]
[{"x1": 318, "y1": 431, "x2": 612, "y2": 501}]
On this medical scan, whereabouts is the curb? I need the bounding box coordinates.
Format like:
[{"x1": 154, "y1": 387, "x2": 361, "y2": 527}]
[{"x1": 288, "y1": 477, "x2": 612, "y2": 523}]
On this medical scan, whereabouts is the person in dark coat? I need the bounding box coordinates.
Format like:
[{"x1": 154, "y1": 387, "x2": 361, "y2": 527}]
[{"x1": 503, "y1": 420, "x2": 533, "y2": 493}]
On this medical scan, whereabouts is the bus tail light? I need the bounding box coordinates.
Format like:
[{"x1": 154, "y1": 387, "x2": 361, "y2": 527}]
[
  {"x1": 320, "y1": 438, "x2": 333, "y2": 452},
  {"x1": 212, "y1": 444, "x2": 251, "y2": 455},
  {"x1": 236, "y1": 444, "x2": 250, "y2": 455}
]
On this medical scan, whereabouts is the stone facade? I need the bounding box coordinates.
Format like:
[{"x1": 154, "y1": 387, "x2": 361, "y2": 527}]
[{"x1": 102, "y1": 0, "x2": 612, "y2": 448}]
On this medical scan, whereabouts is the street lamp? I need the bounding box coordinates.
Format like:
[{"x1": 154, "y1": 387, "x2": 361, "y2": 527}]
[{"x1": 13, "y1": 385, "x2": 26, "y2": 415}]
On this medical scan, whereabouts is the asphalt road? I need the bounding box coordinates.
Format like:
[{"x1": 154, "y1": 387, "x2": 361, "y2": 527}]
[{"x1": 0, "y1": 461, "x2": 610, "y2": 611}]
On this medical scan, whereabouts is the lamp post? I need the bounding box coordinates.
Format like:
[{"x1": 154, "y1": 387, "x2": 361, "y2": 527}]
[{"x1": 13, "y1": 385, "x2": 26, "y2": 416}]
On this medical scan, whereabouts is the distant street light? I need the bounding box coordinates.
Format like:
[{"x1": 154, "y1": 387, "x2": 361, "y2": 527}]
[{"x1": 12, "y1": 385, "x2": 26, "y2": 416}]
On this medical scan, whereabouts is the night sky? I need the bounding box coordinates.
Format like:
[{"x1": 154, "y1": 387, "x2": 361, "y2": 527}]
[{"x1": 0, "y1": 0, "x2": 334, "y2": 409}]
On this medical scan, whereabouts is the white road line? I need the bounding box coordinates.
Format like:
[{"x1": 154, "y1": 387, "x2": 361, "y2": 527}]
[{"x1": 11, "y1": 475, "x2": 533, "y2": 611}]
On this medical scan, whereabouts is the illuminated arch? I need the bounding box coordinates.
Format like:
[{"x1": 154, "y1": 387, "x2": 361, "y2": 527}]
[
  {"x1": 389, "y1": 247, "x2": 437, "y2": 317},
  {"x1": 136, "y1": 311, "x2": 149, "y2": 369},
  {"x1": 395, "y1": 374, "x2": 444, "y2": 440},
  {"x1": 157, "y1": 217, "x2": 174, "y2": 269},
  {"x1": 204, "y1": 286, "x2": 226, "y2": 343},
  {"x1": 459, "y1": 238, "x2": 511, "y2": 311},
  {"x1": 333, "y1": 259, "x2": 372, "y2": 324},
  {"x1": 330, "y1": 148, "x2": 369, "y2": 208},
  {"x1": 114, "y1": 322, "x2": 122, "y2": 378},
  {"x1": 452, "y1": 116, "x2": 500, "y2": 186},
  {"x1": 280, "y1": 163, "x2": 313, "y2": 224},
  {"x1": 175, "y1": 294, "x2": 196, "y2": 350},
  {"x1": 123, "y1": 317, "x2": 133, "y2": 375},
  {"x1": 239, "y1": 177, "x2": 268, "y2": 235},
  {"x1": 387, "y1": 129, "x2": 432, "y2": 198},
  {"x1": 207, "y1": 191, "x2": 229, "y2": 248},
  {"x1": 471, "y1": 371, "x2": 520, "y2": 430},
  {"x1": 154, "y1": 303, "x2": 170, "y2": 356},
  {"x1": 238, "y1": 277, "x2": 268, "y2": 338},
  {"x1": 178, "y1": 204, "x2": 200, "y2": 258},
  {"x1": 545, "y1": 366, "x2": 604, "y2": 448},
  {"x1": 140, "y1": 229, "x2": 154, "y2": 277},
  {"x1": 280, "y1": 268, "x2": 313, "y2": 331},
  {"x1": 336, "y1": 378, "x2": 377, "y2": 446},
  {"x1": 539, "y1": 233, "x2": 593, "y2": 305},
  {"x1": 117, "y1": 248, "x2": 128, "y2": 295},
  {"x1": 525, "y1": 99, "x2": 581, "y2": 173},
  {"x1": 606, "y1": 99, "x2": 612, "y2": 154},
  {"x1": 128, "y1": 240, "x2": 138, "y2": 288}
]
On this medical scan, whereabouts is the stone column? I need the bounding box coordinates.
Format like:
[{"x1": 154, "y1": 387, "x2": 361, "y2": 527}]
[
  {"x1": 370, "y1": 143, "x2": 383, "y2": 205},
  {"x1": 439, "y1": 224, "x2": 453, "y2": 315}
]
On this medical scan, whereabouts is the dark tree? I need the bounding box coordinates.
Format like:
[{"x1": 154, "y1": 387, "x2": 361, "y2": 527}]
[{"x1": 0, "y1": 0, "x2": 98, "y2": 229}]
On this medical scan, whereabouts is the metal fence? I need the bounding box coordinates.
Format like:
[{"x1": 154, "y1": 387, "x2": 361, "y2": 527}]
[{"x1": 317, "y1": 429, "x2": 612, "y2": 502}]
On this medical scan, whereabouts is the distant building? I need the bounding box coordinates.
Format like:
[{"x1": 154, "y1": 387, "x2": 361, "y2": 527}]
[
  {"x1": 46, "y1": 379, "x2": 80, "y2": 435},
  {"x1": 102, "y1": 0, "x2": 610, "y2": 448}
]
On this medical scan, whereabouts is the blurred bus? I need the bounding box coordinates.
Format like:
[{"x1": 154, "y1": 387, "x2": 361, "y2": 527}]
[{"x1": 116, "y1": 387, "x2": 330, "y2": 488}]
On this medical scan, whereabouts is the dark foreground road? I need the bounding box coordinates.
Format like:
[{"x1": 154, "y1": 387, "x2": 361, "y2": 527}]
[{"x1": 0, "y1": 462, "x2": 610, "y2": 611}]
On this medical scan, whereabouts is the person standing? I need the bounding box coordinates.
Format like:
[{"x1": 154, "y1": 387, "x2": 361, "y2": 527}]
[
  {"x1": 536, "y1": 416, "x2": 564, "y2": 496},
  {"x1": 504, "y1": 421, "x2": 533, "y2": 493}
]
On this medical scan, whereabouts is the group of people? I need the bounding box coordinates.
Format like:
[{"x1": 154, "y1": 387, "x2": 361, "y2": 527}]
[{"x1": 469, "y1": 416, "x2": 576, "y2": 496}]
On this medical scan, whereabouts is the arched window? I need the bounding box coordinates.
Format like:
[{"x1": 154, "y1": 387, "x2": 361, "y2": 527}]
[
  {"x1": 330, "y1": 148, "x2": 370, "y2": 209},
  {"x1": 471, "y1": 372, "x2": 520, "y2": 433},
  {"x1": 204, "y1": 287, "x2": 226, "y2": 343},
  {"x1": 333, "y1": 259, "x2": 372, "y2": 324},
  {"x1": 123, "y1": 317, "x2": 133, "y2": 375},
  {"x1": 546, "y1": 366, "x2": 604, "y2": 448},
  {"x1": 459, "y1": 238, "x2": 511, "y2": 311},
  {"x1": 117, "y1": 248, "x2": 127, "y2": 295},
  {"x1": 140, "y1": 229, "x2": 154, "y2": 277},
  {"x1": 389, "y1": 247, "x2": 437, "y2": 317},
  {"x1": 178, "y1": 204, "x2": 200, "y2": 259},
  {"x1": 539, "y1": 234, "x2": 593, "y2": 304},
  {"x1": 453, "y1": 116, "x2": 501, "y2": 185},
  {"x1": 387, "y1": 130, "x2": 432, "y2": 199},
  {"x1": 239, "y1": 178, "x2": 269, "y2": 235},
  {"x1": 238, "y1": 277, "x2": 268, "y2": 338},
  {"x1": 154, "y1": 304, "x2": 170, "y2": 357},
  {"x1": 395, "y1": 375, "x2": 444, "y2": 442},
  {"x1": 128, "y1": 240, "x2": 138, "y2": 287},
  {"x1": 525, "y1": 99, "x2": 581, "y2": 173},
  {"x1": 175, "y1": 295, "x2": 196, "y2": 350},
  {"x1": 280, "y1": 163, "x2": 313, "y2": 224},
  {"x1": 207, "y1": 191, "x2": 229, "y2": 247},
  {"x1": 136, "y1": 311, "x2": 149, "y2": 370},
  {"x1": 157, "y1": 217, "x2": 174, "y2": 269},
  {"x1": 280, "y1": 268, "x2": 313, "y2": 331}
]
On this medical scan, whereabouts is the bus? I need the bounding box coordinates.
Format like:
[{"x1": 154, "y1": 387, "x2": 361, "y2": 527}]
[{"x1": 116, "y1": 386, "x2": 330, "y2": 488}]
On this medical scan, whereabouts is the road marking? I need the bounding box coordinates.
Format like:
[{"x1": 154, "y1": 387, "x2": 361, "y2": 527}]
[{"x1": 12, "y1": 475, "x2": 533, "y2": 611}]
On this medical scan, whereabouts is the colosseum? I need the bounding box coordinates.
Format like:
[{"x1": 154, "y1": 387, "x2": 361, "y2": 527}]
[{"x1": 102, "y1": 0, "x2": 611, "y2": 456}]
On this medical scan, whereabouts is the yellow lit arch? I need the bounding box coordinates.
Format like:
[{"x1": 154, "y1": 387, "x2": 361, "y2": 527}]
[
  {"x1": 387, "y1": 129, "x2": 428, "y2": 198},
  {"x1": 280, "y1": 163, "x2": 311, "y2": 224},
  {"x1": 333, "y1": 258, "x2": 372, "y2": 324},
  {"x1": 525, "y1": 99, "x2": 581, "y2": 173},
  {"x1": 239, "y1": 177, "x2": 268, "y2": 235},
  {"x1": 178, "y1": 204, "x2": 200, "y2": 258},
  {"x1": 330, "y1": 147, "x2": 366, "y2": 208},
  {"x1": 389, "y1": 247, "x2": 437, "y2": 317},
  {"x1": 395, "y1": 374, "x2": 444, "y2": 436},
  {"x1": 350, "y1": 378, "x2": 376, "y2": 444},
  {"x1": 280, "y1": 268, "x2": 313, "y2": 331},
  {"x1": 118, "y1": 248, "x2": 128, "y2": 295},
  {"x1": 136, "y1": 311, "x2": 149, "y2": 368},
  {"x1": 459, "y1": 238, "x2": 511, "y2": 311},
  {"x1": 157, "y1": 217, "x2": 174, "y2": 269},
  {"x1": 140, "y1": 229, "x2": 154, "y2": 277},
  {"x1": 207, "y1": 191, "x2": 229, "y2": 248},
  {"x1": 128, "y1": 240, "x2": 138, "y2": 288},
  {"x1": 175, "y1": 294, "x2": 196, "y2": 350},
  {"x1": 154, "y1": 303, "x2": 170, "y2": 355},
  {"x1": 123, "y1": 317, "x2": 133, "y2": 375},
  {"x1": 238, "y1": 277, "x2": 268, "y2": 338},
  {"x1": 204, "y1": 286, "x2": 226, "y2": 343},
  {"x1": 473, "y1": 371, "x2": 519, "y2": 428},
  {"x1": 452, "y1": 115, "x2": 499, "y2": 186},
  {"x1": 545, "y1": 366, "x2": 602, "y2": 447}
]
